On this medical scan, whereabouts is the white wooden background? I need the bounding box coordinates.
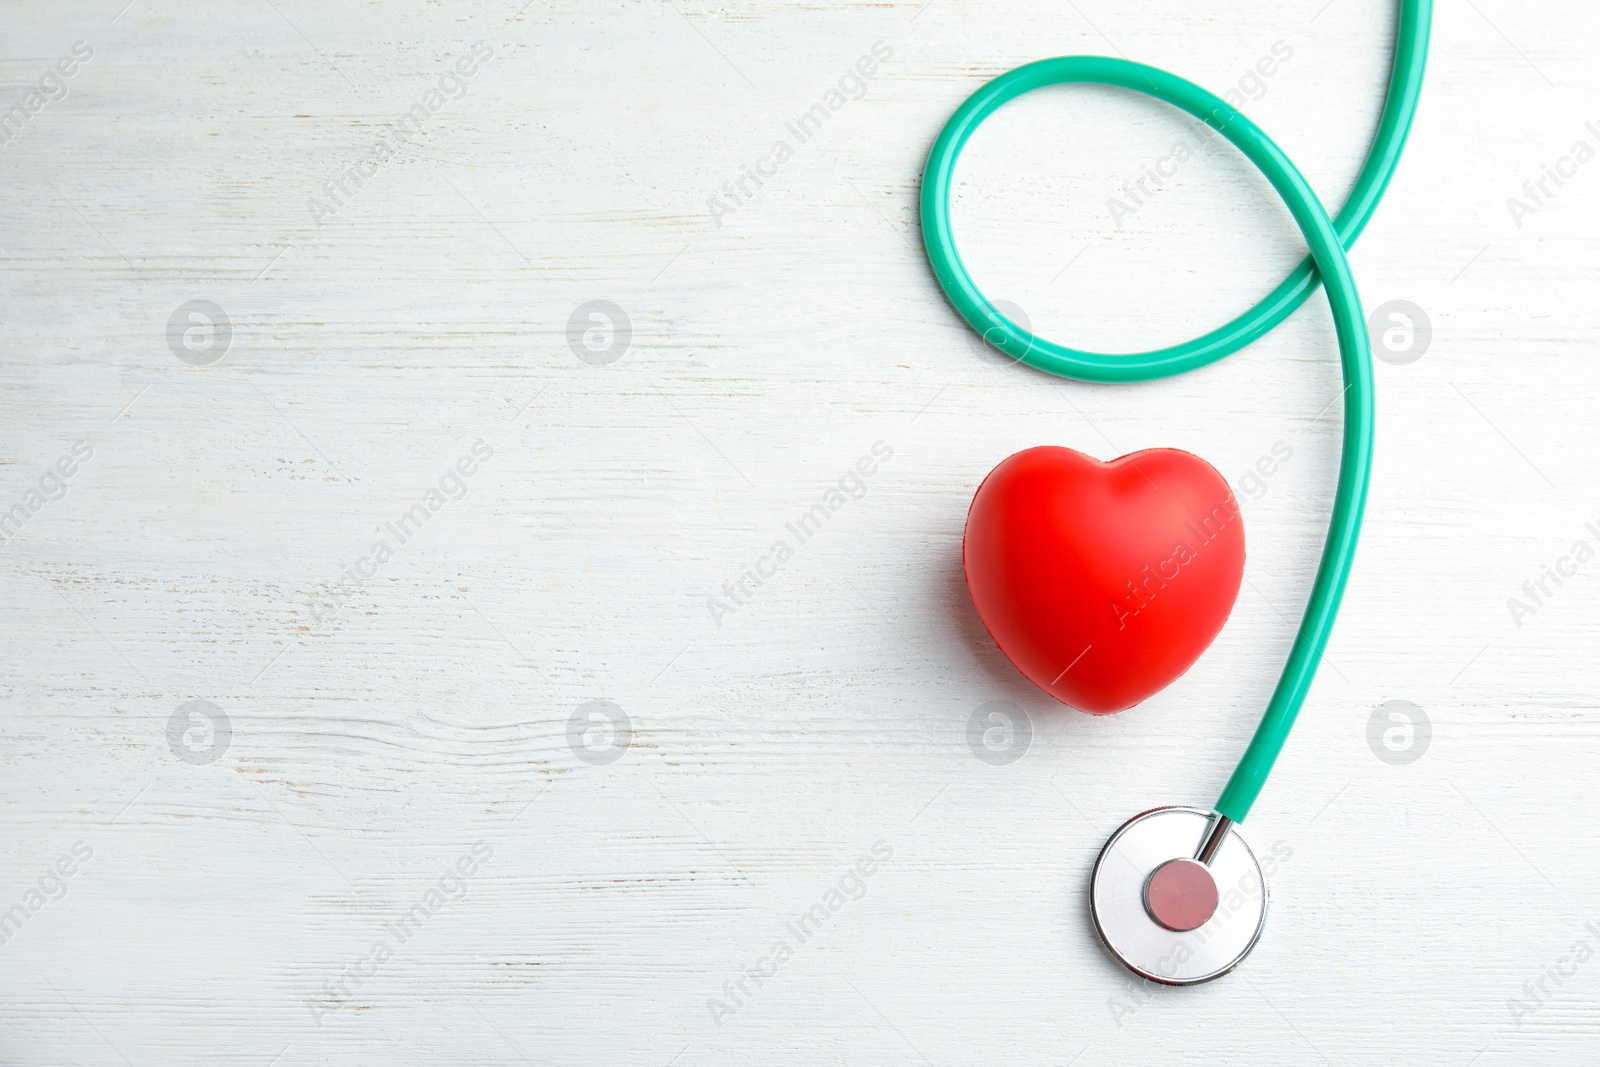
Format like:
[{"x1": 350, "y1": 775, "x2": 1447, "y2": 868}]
[{"x1": 2, "y1": 0, "x2": 1597, "y2": 1062}]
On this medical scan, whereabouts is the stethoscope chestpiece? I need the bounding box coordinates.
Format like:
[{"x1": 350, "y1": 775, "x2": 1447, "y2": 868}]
[{"x1": 1089, "y1": 807, "x2": 1268, "y2": 985}]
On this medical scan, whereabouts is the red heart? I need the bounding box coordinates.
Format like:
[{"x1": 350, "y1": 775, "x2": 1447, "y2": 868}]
[{"x1": 963, "y1": 446, "x2": 1245, "y2": 714}]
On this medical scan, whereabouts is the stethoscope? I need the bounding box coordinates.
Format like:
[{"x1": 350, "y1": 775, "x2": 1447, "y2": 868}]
[{"x1": 921, "y1": 0, "x2": 1431, "y2": 983}]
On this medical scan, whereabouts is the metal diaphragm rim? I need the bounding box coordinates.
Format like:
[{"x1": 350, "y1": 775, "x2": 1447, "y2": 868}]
[{"x1": 1090, "y1": 806, "x2": 1268, "y2": 986}]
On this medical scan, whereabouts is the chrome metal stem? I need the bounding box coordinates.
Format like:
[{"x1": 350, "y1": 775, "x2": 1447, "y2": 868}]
[{"x1": 1194, "y1": 813, "x2": 1232, "y2": 866}]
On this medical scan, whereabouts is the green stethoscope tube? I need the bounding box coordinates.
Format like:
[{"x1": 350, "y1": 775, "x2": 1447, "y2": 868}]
[{"x1": 921, "y1": 1, "x2": 1429, "y2": 823}]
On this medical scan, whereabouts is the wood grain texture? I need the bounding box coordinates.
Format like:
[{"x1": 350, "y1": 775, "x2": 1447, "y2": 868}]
[{"x1": 1, "y1": 0, "x2": 1597, "y2": 1062}]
